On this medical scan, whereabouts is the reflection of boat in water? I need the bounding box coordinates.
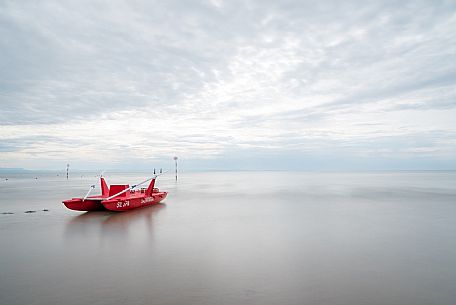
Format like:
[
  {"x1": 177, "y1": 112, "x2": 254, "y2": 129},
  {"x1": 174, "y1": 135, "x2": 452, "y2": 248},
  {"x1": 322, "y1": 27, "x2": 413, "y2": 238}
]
[
  {"x1": 63, "y1": 175, "x2": 167, "y2": 212},
  {"x1": 64, "y1": 204, "x2": 166, "y2": 240},
  {"x1": 103, "y1": 203, "x2": 166, "y2": 231}
]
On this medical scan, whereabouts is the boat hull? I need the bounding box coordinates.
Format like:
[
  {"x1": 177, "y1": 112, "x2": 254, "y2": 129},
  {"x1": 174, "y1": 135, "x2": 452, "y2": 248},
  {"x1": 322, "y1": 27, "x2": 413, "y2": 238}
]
[
  {"x1": 102, "y1": 192, "x2": 168, "y2": 211},
  {"x1": 63, "y1": 198, "x2": 106, "y2": 211}
]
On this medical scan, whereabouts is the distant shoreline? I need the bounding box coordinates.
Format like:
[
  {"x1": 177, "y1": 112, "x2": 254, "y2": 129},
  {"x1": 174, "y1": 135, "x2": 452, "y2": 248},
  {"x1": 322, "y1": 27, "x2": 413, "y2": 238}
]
[{"x1": 1, "y1": 168, "x2": 455, "y2": 174}]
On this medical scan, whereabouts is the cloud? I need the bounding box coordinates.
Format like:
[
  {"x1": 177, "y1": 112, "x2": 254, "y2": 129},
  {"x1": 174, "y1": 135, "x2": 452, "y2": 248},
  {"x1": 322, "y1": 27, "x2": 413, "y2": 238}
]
[{"x1": 0, "y1": 0, "x2": 455, "y2": 169}]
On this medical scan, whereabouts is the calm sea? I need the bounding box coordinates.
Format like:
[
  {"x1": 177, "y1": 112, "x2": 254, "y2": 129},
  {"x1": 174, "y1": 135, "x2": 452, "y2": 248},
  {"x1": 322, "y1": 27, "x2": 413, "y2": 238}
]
[{"x1": 1, "y1": 171, "x2": 455, "y2": 305}]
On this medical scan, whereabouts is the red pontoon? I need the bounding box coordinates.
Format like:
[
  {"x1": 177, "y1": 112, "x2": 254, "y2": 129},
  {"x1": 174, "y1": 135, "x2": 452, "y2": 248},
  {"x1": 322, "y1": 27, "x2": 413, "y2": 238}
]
[{"x1": 63, "y1": 175, "x2": 167, "y2": 212}]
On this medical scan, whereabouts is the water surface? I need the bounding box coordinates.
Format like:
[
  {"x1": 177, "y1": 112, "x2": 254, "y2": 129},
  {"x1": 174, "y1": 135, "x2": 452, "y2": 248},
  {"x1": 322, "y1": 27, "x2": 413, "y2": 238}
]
[{"x1": 1, "y1": 171, "x2": 455, "y2": 305}]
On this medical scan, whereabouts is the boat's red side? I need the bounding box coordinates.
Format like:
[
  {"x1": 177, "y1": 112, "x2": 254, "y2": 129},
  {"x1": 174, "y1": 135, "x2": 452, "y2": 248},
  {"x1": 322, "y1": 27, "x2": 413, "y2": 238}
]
[
  {"x1": 63, "y1": 198, "x2": 106, "y2": 211},
  {"x1": 102, "y1": 191, "x2": 168, "y2": 211}
]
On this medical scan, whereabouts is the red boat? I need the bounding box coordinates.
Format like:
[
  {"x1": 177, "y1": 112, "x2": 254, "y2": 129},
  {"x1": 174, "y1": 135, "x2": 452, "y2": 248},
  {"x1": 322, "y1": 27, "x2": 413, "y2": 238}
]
[{"x1": 63, "y1": 175, "x2": 167, "y2": 212}]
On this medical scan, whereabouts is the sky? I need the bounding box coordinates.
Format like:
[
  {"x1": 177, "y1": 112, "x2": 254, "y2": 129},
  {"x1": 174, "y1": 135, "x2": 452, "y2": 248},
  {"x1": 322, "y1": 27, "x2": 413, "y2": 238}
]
[{"x1": 1, "y1": 0, "x2": 456, "y2": 171}]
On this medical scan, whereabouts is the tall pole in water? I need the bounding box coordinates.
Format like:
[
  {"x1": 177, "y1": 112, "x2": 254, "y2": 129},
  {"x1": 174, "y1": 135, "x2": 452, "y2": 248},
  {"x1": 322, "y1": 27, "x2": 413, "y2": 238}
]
[
  {"x1": 174, "y1": 156, "x2": 178, "y2": 181},
  {"x1": 66, "y1": 163, "x2": 69, "y2": 180}
]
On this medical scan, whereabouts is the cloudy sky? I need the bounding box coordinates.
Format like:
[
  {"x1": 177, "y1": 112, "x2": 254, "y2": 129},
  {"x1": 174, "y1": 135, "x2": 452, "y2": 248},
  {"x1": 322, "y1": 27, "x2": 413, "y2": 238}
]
[{"x1": 1, "y1": 0, "x2": 455, "y2": 170}]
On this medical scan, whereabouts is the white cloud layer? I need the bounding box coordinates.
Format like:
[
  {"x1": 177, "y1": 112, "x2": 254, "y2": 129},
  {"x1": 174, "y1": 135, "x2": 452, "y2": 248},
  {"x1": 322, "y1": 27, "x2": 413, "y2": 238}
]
[{"x1": 1, "y1": 0, "x2": 456, "y2": 170}]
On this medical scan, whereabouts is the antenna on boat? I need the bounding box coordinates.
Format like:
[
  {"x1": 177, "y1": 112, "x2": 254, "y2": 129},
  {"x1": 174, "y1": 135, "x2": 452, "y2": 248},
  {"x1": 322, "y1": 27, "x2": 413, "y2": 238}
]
[
  {"x1": 81, "y1": 170, "x2": 107, "y2": 201},
  {"x1": 83, "y1": 184, "x2": 96, "y2": 201}
]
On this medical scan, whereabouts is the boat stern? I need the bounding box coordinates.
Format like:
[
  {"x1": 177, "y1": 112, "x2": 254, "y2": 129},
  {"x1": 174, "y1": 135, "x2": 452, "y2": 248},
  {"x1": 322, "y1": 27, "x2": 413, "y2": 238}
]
[{"x1": 63, "y1": 198, "x2": 105, "y2": 211}]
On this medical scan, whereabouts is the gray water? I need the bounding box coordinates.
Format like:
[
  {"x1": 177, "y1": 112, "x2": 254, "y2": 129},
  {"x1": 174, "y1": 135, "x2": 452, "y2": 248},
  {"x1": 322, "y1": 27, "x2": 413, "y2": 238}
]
[{"x1": 1, "y1": 171, "x2": 456, "y2": 305}]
